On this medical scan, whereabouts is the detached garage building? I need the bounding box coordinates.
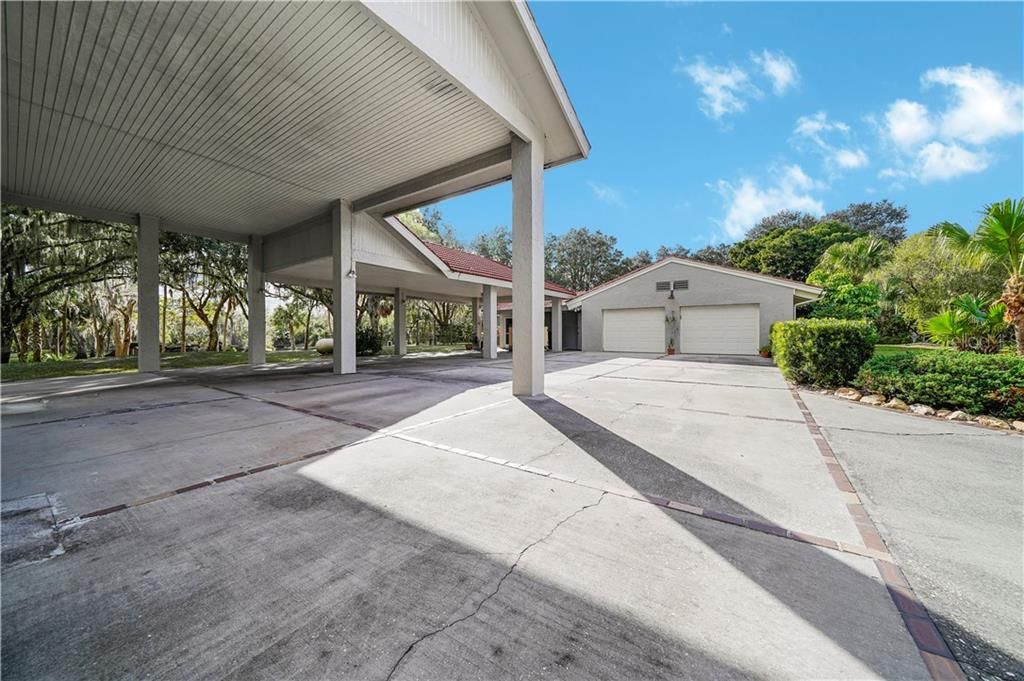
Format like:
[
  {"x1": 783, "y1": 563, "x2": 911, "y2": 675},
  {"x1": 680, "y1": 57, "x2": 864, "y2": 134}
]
[{"x1": 566, "y1": 258, "x2": 822, "y2": 356}]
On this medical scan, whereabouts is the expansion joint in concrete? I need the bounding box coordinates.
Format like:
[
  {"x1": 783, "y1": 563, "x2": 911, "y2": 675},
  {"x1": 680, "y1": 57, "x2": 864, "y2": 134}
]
[{"x1": 383, "y1": 491, "x2": 607, "y2": 681}]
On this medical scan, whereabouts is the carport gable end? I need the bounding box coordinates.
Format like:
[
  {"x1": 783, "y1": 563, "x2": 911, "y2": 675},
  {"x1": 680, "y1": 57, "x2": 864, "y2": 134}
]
[{"x1": 566, "y1": 258, "x2": 821, "y2": 355}]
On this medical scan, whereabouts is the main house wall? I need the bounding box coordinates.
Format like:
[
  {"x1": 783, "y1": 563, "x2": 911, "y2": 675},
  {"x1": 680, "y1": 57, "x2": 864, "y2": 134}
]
[{"x1": 576, "y1": 262, "x2": 797, "y2": 352}]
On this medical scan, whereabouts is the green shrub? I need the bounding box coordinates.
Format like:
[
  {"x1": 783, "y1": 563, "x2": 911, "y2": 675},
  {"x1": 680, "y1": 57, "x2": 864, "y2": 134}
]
[
  {"x1": 771, "y1": 318, "x2": 877, "y2": 387},
  {"x1": 856, "y1": 352, "x2": 1024, "y2": 419},
  {"x1": 355, "y1": 328, "x2": 384, "y2": 356}
]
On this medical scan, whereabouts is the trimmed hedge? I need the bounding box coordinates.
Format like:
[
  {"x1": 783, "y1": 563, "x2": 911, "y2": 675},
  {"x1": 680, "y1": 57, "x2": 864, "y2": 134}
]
[
  {"x1": 856, "y1": 352, "x2": 1024, "y2": 420},
  {"x1": 771, "y1": 319, "x2": 876, "y2": 387}
]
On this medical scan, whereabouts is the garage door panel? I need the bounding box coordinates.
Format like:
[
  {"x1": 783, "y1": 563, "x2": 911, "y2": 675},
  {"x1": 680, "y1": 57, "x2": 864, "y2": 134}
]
[
  {"x1": 679, "y1": 305, "x2": 758, "y2": 355},
  {"x1": 603, "y1": 308, "x2": 664, "y2": 353}
]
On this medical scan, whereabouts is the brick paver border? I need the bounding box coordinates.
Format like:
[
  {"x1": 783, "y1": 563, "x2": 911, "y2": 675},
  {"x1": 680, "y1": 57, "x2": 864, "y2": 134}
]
[{"x1": 789, "y1": 388, "x2": 967, "y2": 681}]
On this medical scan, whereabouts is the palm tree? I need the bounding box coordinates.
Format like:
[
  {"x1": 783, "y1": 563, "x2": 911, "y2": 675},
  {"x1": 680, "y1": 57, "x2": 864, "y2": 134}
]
[
  {"x1": 928, "y1": 198, "x2": 1024, "y2": 355},
  {"x1": 810, "y1": 236, "x2": 893, "y2": 285}
]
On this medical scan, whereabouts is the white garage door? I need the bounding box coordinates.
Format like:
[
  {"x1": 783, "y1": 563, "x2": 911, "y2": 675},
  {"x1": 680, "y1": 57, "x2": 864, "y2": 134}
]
[
  {"x1": 603, "y1": 308, "x2": 664, "y2": 353},
  {"x1": 679, "y1": 304, "x2": 759, "y2": 355}
]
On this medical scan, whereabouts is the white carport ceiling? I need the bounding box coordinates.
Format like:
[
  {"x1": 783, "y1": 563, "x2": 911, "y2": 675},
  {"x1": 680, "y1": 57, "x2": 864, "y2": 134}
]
[{"x1": 1, "y1": 2, "x2": 511, "y2": 234}]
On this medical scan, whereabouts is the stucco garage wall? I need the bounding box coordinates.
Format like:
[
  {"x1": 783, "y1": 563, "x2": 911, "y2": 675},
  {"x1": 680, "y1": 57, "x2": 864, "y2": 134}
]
[{"x1": 575, "y1": 261, "x2": 797, "y2": 352}]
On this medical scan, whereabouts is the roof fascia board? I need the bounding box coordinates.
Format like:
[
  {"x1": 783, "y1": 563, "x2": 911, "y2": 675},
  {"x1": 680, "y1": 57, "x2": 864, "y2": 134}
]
[{"x1": 508, "y1": 1, "x2": 591, "y2": 157}]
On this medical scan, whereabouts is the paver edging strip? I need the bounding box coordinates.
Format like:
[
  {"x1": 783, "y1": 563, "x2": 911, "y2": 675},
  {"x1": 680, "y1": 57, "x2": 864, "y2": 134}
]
[{"x1": 790, "y1": 388, "x2": 967, "y2": 681}]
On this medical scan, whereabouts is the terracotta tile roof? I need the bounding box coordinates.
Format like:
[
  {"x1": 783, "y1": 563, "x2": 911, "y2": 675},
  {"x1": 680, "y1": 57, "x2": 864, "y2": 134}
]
[{"x1": 422, "y1": 240, "x2": 576, "y2": 295}]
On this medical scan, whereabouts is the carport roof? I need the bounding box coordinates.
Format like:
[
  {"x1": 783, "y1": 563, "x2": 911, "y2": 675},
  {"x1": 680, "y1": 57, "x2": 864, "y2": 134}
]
[{"x1": 566, "y1": 257, "x2": 823, "y2": 307}]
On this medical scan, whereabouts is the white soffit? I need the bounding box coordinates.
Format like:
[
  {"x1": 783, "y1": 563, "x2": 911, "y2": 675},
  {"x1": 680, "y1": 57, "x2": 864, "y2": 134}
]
[{"x1": 1, "y1": 2, "x2": 512, "y2": 234}]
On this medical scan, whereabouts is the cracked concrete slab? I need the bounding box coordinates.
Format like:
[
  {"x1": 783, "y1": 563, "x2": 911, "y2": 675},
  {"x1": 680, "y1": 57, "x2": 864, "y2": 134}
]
[
  {"x1": 3, "y1": 436, "x2": 927, "y2": 680},
  {"x1": 3, "y1": 354, "x2": 996, "y2": 680}
]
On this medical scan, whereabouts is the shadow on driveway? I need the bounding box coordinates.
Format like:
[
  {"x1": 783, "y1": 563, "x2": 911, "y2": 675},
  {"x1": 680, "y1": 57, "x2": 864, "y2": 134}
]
[{"x1": 521, "y1": 395, "x2": 1023, "y2": 680}]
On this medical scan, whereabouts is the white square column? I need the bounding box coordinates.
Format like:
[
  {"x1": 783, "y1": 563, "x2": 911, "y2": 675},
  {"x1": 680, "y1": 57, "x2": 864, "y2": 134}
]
[
  {"x1": 137, "y1": 214, "x2": 161, "y2": 373},
  {"x1": 332, "y1": 200, "x2": 357, "y2": 374},
  {"x1": 471, "y1": 297, "x2": 480, "y2": 346},
  {"x1": 393, "y1": 288, "x2": 407, "y2": 356},
  {"x1": 482, "y1": 285, "x2": 498, "y2": 360},
  {"x1": 550, "y1": 298, "x2": 563, "y2": 352},
  {"x1": 511, "y1": 134, "x2": 544, "y2": 395},
  {"x1": 248, "y1": 235, "x2": 266, "y2": 365}
]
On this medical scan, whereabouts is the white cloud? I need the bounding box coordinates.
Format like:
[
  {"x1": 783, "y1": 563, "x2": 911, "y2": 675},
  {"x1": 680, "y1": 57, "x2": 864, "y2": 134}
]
[
  {"x1": 922, "y1": 65, "x2": 1024, "y2": 145},
  {"x1": 884, "y1": 99, "x2": 935, "y2": 150},
  {"x1": 588, "y1": 181, "x2": 625, "y2": 207},
  {"x1": 715, "y1": 165, "x2": 824, "y2": 239},
  {"x1": 721, "y1": 23, "x2": 733, "y2": 35},
  {"x1": 751, "y1": 49, "x2": 799, "y2": 96},
  {"x1": 915, "y1": 142, "x2": 990, "y2": 182},
  {"x1": 832, "y1": 148, "x2": 869, "y2": 169},
  {"x1": 792, "y1": 111, "x2": 869, "y2": 171},
  {"x1": 677, "y1": 57, "x2": 761, "y2": 120},
  {"x1": 877, "y1": 65, "x2": 1022, "y2": 186}
]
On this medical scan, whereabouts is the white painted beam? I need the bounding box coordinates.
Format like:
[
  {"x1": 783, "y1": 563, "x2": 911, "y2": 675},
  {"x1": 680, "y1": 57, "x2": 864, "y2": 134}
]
[
  {"x1": 511, "y1": 134, "x2": 544, "y2": 395},
  {"x1": 137, "y1": 215, "x2": 161, "y2": 373},
  {"x1": 332, "y1": 201, "x2": 357, "y2": 374},
  {"x1": 482, "y1": 285, "x2": 498, "y2": 360},
  {"x1": 550, "y1": 297, "x2": 562, "y2": 352},
  {"x1": 394, "y1": 288, "x2": 407, "y2": 356},
  {"x1": 352, "y1": 145, "x2": 511, "y2": 214},
  {"x1": 248, "y1": 236, "x2": 266, "y2": 365}
]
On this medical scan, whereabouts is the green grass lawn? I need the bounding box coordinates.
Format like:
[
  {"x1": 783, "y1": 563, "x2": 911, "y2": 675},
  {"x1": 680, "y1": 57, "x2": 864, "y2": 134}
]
[
  {"x1": 0, "y1": 344, "x2": 474, "y2": 382},
  {"x1": 873, "y1": 343, "x2": 948, "y2": 357}
]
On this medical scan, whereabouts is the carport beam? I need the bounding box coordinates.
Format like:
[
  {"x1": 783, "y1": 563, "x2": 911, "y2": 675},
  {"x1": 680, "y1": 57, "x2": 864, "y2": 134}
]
[
  {"x1": 482, "y1": 286, "x2": 498, "y2": 359},
  {"x1": 393, "y1": 288, "x2": 407, "y2": 356},
  {"x1": 137, "y1": 214, "x2": 160, "y2": 373},
  {"x1": 248, "y1": 235, "x2": 266, "y2": 364},
  {"x1": 332, "y1": 201, "x2": 357, "y2": 374},
  {"x1": 511, "y1": 134, "x2": 545, "y2": 395},
  {"x1": 550, "y1": 298, "x2": 563, "y2": 352}
]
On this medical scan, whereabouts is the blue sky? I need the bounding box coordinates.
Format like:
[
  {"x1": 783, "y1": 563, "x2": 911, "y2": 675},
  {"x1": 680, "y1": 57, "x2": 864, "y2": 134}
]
[{"x1": 434, "y1": 1, "x2": 1024, "y2": 255}]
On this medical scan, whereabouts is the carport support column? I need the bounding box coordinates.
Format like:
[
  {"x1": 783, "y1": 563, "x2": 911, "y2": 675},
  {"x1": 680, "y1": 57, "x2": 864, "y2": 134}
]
[
  {"x1": 248, "y1": 235, "x2": 265, "y2": 365},
  {"x1": 550, "y1": 298, "x2": 563, "y2": 352},
  {"x1": 332, "y1": 200, "x2": 356, "y2": 374},
  {"x1": 471, "y1": 297, "x2": 480, "y2": 346},
  {"x1": 393, "y1": 288, "x2": 407, "y2": 356},
  {"x1": 511, "y1": 134, "x2": 544, "y2": 395},
  {"x1": 482, "y1": 285, "x2": 497, "y2": 359},
  {"x1": 137, "y1": 214, "x2": 160, "y2": 373}
]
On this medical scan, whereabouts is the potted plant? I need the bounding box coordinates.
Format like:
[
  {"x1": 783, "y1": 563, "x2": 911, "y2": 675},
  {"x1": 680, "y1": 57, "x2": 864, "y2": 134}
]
[
  {"x1": 759, "y1": 344, "x2": 772, "y2": 358},
  {"x1": 667, "y1": 338, "x2": 676, "y2": 355}
]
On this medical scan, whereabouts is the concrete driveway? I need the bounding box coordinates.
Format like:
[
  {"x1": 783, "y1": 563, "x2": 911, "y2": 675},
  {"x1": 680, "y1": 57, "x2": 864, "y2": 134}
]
[{"x1": 1, "y1": 353, "x2": 1014, "y2": 680}]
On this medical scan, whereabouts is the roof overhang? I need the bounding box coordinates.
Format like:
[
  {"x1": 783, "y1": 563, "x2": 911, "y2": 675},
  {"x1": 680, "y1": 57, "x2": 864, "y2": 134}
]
[{"x1": 2, "y1": 1, "x2": 587, "y2": 235}]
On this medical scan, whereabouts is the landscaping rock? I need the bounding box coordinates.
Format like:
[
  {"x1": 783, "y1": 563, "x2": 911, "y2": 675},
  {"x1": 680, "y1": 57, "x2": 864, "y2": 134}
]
[
  {"x1": 945, "y1": 410, "x2": 969, "y2": 421},
  {"x1": 314, "y1": 338, "x2": 333, "y2": 355},
  {"x1": 1012, "y1": 421, "x2": 1024, "y2": 432},
  {"x1": 883, "y1": 398, "x2": 910, "y2": 411},
  {"x1": 975, "y1": 416, "x2": 1010, "y2": 430},
  {"x1": 910, "y1": 404, "x2": 935, "y2": 416},
  {"x1": 859, "y1": 394, "x2": 886, "y2": 405},
  {"x1": 935, "y1": 409, "x2": 952, "y2": 418},
  {"x1": 835, "y1": 387, "x2": 862, "y2": 401}
]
